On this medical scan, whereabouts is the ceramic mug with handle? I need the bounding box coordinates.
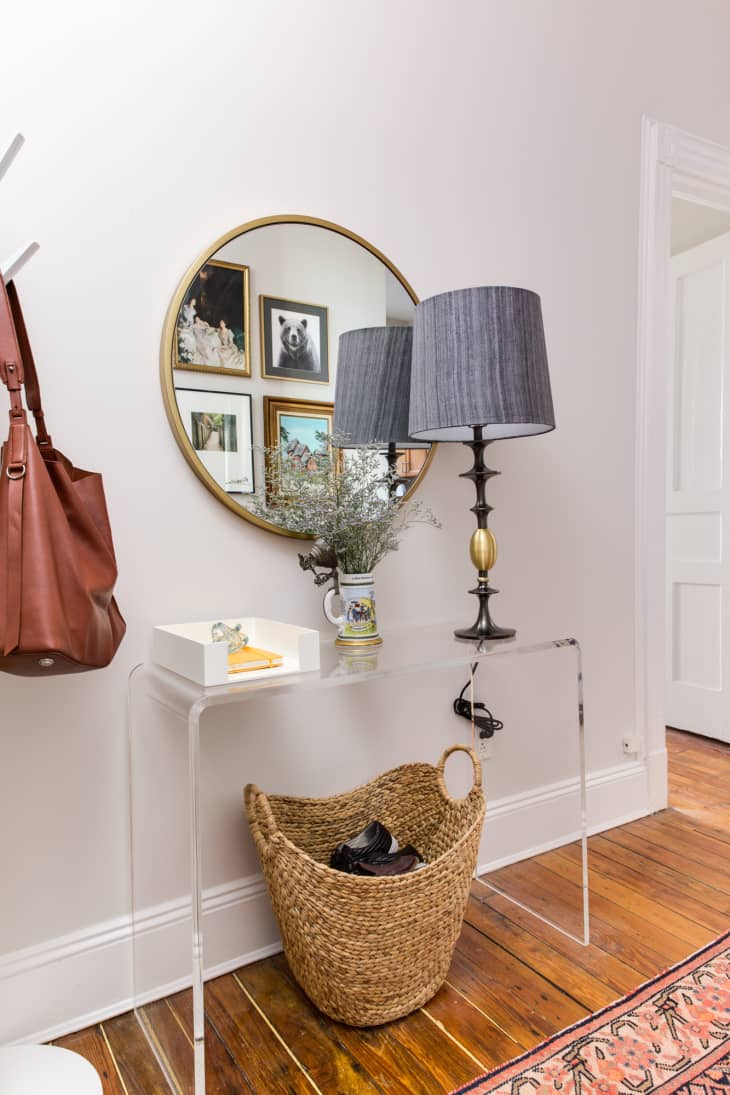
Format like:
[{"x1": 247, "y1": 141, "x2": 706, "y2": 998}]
[{"x1": 324, "y1": 573, "x2": 381, "y2": 647}]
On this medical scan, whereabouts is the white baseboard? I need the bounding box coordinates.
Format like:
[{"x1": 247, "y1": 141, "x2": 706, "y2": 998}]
[
  {"x1": 477, "y1": 757, "x2": 648, "y2": 873},
  {"x1": 0, "y1": 877, "x2": 281, "y2": 1046},
  {"x1": 646, "y1": 745, "x2": 669, "y2": 812},
  {"x1": 1, "y1": 758, "x2": 648, "y2": 1045}
]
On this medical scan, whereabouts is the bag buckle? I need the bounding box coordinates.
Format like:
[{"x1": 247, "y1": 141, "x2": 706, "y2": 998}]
[
  {"x1": 0, "y1": 359, "x2": 24, "y2": 389},
  {"x1": 6, "y1": 462, "x2": 26, "y2": 479}
]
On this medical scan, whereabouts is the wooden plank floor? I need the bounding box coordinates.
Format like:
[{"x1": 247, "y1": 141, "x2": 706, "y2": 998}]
[{"x1": 56, "y1": 729, "x2": 730, "y2": 1093}]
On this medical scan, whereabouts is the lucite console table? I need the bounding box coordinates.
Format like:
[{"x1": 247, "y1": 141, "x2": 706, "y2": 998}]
[{"x1": 128, "y1": 627, "x2": 588, "y2": 1094}]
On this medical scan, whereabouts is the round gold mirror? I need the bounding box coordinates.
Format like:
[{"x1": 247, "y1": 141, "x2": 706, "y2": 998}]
[{"x1": 161, "y1": 215, "x2": 434, "y2": 538}]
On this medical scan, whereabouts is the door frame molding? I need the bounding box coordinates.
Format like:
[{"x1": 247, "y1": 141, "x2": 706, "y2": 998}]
[{"x1": 636, "y1": 118, "x2": 730, "y2": 808}]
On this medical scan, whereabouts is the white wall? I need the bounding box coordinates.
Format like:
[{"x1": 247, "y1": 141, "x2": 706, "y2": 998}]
[{"x1": 2, "y1": 0, "x2": 730, "y2": 1041}]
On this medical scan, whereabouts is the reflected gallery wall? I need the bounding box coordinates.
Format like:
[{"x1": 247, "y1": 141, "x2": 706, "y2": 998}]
[{"x1": 160, "y1": 217, "x2": 433, "y2": 538}]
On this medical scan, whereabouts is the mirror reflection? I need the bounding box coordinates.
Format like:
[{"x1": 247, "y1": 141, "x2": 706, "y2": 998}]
[{"x1": 161, "y1": 217, "x2": 433, "y2": 537}]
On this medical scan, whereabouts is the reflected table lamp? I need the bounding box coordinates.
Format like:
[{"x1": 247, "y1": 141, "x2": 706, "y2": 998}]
[
  {"x1": 334, "y1": 325, "x2": 419, "y2": 491},
  {"x1": 409, "y1": 286, "x2": 555, "y2": 641}
]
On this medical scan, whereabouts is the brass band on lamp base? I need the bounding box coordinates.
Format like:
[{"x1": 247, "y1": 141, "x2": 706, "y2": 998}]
[
  {"x1": 454, "y1": 429, "x2": 516, "y2": 642},
  {"x1": 470, "y1": 527, "x2": 497, "y2": 571}
]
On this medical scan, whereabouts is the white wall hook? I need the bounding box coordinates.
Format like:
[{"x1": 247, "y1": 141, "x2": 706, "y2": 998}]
[
  {"x1": 0, "y1": 133, "x2": 25, "y2": 185},
  {"x1": 1, "y1": 241, "x2": 40, "y2": 282},
  {"x1": 0, "y1": 135, "x2": 39, "y2": 281}
]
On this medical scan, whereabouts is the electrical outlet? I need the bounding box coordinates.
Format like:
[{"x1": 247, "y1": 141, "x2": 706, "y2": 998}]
[
  {"x1": 622, "y1": 735, "x2": 639, "y2": 756},
  {"x1": 476, "y1": 733, "x2": 493, "y2": 760}
]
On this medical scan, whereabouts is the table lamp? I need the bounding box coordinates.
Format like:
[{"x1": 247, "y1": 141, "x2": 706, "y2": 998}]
[
  {"x1": 409, "y1": 286, "x2": 555, "y2": 640},
  {"x1": 334, "y1": 326, "x2": 416, "y2": 485}
]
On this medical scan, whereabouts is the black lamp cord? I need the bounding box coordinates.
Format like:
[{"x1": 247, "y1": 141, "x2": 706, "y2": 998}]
[{"x1": 453, "y1": 661, "x2": 504, "y2": 739}]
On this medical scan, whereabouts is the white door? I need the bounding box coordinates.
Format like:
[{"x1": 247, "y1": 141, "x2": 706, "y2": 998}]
[{"x1": 666, "y1": 229, "x2": 730, "y2": 742}]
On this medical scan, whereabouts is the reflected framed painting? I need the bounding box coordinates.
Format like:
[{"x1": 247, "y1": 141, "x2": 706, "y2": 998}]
[
  {"x1": 176, "y1": 260, "x2": 251, "y2": 377},
  {"x1": 175, "y1": 388, "x2": 254, "y2": 495},
  {"x1": 260, "y1": 295, "x2": 329, "y2": 383},
  {"x1": 263, "y1": 395, "x2": 334, "y2": 501}
]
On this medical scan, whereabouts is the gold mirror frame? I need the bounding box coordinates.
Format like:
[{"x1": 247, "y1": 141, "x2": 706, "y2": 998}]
[{"x1": 160, "y1": 214, "x2": 436, "y2": 539}]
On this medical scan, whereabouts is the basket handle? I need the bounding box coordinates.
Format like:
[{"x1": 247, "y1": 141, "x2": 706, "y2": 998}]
[
  {"x1": 436, "y1": 744, "x2": 482, "y2": 800},
  {"x1": 244, "y1": 783, "x2": 280, "y2": 849}
]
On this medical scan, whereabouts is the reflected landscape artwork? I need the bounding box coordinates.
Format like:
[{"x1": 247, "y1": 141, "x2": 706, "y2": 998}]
[{"x1": 176, "y1": 388, "x2": 254, "y2": 494}]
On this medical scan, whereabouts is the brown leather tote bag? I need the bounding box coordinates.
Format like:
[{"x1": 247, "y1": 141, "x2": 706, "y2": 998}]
[{"x1": 0, "y1": 276, "x2": 125, "y2": 675}]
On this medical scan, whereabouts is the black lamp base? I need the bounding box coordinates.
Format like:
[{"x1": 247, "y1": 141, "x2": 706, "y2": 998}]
[
  {"x1": 456, "y1": 429, "x2": 517, "y2": 643},
  {"x1": 454, "y1": 583, "x2": 516, "y2": 642},
  {"x1": 455, "y1": 624, "x2": 516, "y2": 642}
]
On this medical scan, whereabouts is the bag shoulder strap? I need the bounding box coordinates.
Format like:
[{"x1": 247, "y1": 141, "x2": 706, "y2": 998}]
[
  {"x1": 0, "y1": 275, "x2": 28, "y2": 655},
  {"x1": 0, "y1": 276, "x2": 28, "y2": 427},
  {"x1": 5, "y1": 280, "x2": 51, "y2": 446}
]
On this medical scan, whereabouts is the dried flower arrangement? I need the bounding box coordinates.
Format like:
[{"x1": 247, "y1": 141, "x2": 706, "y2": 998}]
[{"x1": 252, "y1": 434, "x2": 439, "y2": 575}]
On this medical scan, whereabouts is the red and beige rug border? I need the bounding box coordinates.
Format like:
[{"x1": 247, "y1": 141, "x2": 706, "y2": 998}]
[{"x1": 450, "y1": 928, "x2": 730, "y2": 1095}]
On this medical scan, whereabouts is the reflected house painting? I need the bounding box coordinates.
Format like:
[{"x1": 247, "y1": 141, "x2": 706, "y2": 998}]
[
  {"x1": 263, "y1": 396, "x2": 334, "y2": 500},
  {"x1": 279, "y1": 415, "x2": 328, "y2": 473},
  {"x1": 176, "y1": 260, "x2": 251, "y2": 377}
]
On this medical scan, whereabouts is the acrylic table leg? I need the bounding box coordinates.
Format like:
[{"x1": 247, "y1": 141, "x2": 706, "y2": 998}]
[
  {"x1": 128, "y1": 664, "x2": 185, "y2": 1091},
  {"x1": 127, "y1": 662, "x2": 143, "y2": 1016},
  {"x1": 574, "y1": 639, "x2": 590, "y2": 946},
  {"x1": 472, "y1": 638, "x2": 590, "y2": 946},
  {"x1": 189, "y1": 701, "x2": 206, "y2": 1093}
]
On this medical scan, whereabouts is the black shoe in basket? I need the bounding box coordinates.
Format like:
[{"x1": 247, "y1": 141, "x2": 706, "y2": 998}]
[{"x1": 330, "y1": 821, "x2": 422, "y2": 876}]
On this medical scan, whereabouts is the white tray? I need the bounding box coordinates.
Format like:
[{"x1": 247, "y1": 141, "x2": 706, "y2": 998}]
[{"x1": 152, "y1": 617, "x2": 320, "y2": 686}]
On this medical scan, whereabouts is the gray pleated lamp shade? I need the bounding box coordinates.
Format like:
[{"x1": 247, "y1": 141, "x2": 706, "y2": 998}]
[
  {"x1": 334, "y1": 326, "x2": 416, "y2": 446},
  {"x1": 409, "y1": 286, "x2": 555, "y2": 441}
]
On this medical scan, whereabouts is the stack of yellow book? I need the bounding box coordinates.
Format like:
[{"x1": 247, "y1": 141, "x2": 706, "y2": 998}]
[{"x1": 228, "y1": 645, "x2": 283, "y2": 674}]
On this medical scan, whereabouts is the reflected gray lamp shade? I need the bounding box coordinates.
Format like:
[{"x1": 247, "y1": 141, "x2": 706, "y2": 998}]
[
  {"x1": 409, "y1": 286, "x2": 555, "y2": 441},
  {"x1": 408, "y1": 286, "x2": 555, "y2": 643},
  {"x1": 334, "y1": 326, "x2": 414, "y2": 446}
]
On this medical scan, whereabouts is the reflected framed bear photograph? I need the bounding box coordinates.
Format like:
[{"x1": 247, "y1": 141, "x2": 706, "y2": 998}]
[{"x1": 259, "y1": 295, "x2": 329, "y2": 384}]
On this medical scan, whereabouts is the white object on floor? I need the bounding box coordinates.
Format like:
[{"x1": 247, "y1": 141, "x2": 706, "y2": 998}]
[{"x1": 0, "y1": 1045, "x2": 102, "y2": 1094}]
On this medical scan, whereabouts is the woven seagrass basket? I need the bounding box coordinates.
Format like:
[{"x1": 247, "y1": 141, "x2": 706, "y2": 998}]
[{"x1": 244, "y1": 744, "x2": 485, "y2": 1026}]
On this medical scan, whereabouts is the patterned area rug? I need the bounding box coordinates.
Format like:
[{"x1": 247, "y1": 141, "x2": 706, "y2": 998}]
[{"x1": 451, "y1": 930, "x2": 730, "y2": 1094}]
